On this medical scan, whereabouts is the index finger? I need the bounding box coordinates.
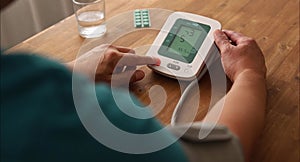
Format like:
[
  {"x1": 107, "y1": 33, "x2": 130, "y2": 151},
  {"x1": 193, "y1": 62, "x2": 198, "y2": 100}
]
[{"x1": 118, "y1": 54, "x2": 161, "y2": 67}]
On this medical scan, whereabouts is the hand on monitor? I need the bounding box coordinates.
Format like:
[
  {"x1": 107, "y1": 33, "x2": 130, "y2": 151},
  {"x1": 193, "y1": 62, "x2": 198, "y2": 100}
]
[{"x1": 214, "y1": 29, "x2": 266, "y2": 82}]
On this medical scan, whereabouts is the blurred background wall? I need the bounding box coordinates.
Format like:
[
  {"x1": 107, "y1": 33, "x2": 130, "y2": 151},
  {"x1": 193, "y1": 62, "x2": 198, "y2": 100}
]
[{"x1": 1, "y1": 0, "x2": 74, "y2": 48}]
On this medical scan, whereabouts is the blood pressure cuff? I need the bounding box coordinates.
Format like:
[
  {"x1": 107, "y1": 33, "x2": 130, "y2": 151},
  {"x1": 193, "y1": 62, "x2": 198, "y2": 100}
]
[{"x1": 169, "y1": 123, "x2": 244, "y2": 162}]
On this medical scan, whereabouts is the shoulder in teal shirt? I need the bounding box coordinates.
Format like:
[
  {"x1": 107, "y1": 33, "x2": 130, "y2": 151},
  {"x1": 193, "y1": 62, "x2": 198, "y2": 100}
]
[{"x1": 0, "y1": 52, "x2": 189, "y2": 162}]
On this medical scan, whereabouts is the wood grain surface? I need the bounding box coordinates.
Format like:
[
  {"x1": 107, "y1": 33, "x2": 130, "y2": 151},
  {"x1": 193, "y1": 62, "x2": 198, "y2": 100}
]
[{"x1": 7, "y1": 0, "x2": 299, "y2": 162}]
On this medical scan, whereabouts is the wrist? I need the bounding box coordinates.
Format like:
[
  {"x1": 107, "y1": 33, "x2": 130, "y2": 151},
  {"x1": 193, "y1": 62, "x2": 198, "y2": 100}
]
[
  {"x1": 235, "y1": 69, "x2": 266, "y2": 83},
  {"x1": 231, "y1": 69, "x2": 267, "y2": 103}
]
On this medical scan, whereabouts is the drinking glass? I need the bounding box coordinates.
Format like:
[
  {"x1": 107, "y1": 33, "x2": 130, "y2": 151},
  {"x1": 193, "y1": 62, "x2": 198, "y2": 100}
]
[{"x1": 72, "y1": 0, "x2": 106, "y2": 38}]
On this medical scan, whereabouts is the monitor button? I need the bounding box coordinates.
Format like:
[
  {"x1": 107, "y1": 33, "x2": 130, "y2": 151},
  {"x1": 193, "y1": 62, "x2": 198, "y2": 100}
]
[
  {"x1": 184, "y1": 68, "x2": 190, "y2": 73},
  {"x1": 167, "y1": 63, "x2": 181, "y2": 71}
]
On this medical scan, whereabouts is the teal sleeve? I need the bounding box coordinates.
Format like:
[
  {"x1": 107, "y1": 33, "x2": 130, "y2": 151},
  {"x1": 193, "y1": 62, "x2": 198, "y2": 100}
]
[{"x1": 1, "y1": 53, "x2": 189, "y2": 162}]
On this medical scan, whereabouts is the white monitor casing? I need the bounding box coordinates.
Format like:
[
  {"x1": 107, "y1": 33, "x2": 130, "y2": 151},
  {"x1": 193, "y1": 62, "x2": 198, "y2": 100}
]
[{"x1": 146, "y1": 12, "x2": 221, "y2": 80}]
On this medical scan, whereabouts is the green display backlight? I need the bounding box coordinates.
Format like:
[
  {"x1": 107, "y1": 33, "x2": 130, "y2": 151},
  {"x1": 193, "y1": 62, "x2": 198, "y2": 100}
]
[
  {"x1": 158, "y1": 18, "x2": 211, "y2": 63},
  {"x1": 168, "y1": 26, "x2": 202, "y2": 57}
]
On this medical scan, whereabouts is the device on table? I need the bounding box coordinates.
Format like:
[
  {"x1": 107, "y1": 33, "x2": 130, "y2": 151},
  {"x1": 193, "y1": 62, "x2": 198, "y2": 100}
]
[{"x1": 146, "y1": 12, "x2": 221, "y2": 80}]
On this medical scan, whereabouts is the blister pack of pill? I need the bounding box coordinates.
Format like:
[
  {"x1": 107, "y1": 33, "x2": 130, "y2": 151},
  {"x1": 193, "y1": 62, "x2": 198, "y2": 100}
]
[{"x1": 134, "y1": 9, "x2": 151, "y2": 28}]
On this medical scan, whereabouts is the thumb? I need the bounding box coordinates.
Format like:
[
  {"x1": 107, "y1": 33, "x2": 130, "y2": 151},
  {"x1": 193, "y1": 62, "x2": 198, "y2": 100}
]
[
  {"x1": 214, "y1": 29, "x2": 231, "y2": 53},
  {"x1": 110, "y1": 70, "x2": 145, "y2": 86},
  {"x1": 130, "y1": 70, "x2": 145, "y2": 83}
]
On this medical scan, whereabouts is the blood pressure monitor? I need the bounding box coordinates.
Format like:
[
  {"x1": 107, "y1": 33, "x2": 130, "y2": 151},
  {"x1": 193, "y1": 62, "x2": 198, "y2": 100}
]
[{"x1": 146, "y1": 12, "x2": 221, "y2": 80}]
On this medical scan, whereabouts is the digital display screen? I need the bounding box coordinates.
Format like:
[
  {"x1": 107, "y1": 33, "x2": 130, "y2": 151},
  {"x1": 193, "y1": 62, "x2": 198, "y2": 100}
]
[
  {"x1": 168, "y1": 26, "x2": 202, "y2": 57},
  {"x1": 158, "y1": 19, "x2": 211, "y2": 63}
]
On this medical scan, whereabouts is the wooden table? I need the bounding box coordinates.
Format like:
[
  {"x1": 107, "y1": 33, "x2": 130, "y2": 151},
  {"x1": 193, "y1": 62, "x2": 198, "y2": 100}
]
[{"x1": 7, "y1": 0, "x2": 299, "y2": 162}]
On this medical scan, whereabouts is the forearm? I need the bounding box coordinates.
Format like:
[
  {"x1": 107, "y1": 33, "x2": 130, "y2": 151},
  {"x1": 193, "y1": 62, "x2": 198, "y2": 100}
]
[{"x1": 218, "y1": 70, "x2": 267, "y2": 161}]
